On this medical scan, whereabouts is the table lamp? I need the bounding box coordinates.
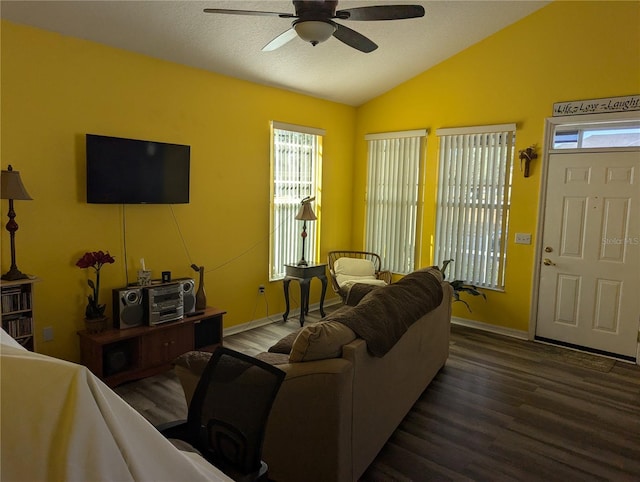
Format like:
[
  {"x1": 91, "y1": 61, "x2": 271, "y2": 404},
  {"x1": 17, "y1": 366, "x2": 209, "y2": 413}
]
[
  {"x1": 295, "y1": 196, "x2": 316, "y2": 266},
  {"x1": 1, "y1": 165, "x2": 33, "y2": 281}
]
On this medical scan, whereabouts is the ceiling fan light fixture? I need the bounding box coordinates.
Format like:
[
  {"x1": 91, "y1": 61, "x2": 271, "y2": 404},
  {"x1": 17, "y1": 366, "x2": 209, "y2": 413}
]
[{"x1": 294, "y1": 20, "x2": 336, "y2": 46}]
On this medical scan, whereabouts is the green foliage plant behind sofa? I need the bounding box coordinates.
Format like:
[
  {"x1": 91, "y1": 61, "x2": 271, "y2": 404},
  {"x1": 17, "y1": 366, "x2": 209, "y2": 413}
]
[{"x1": 439, "y1": 259, "x2": 486, "y2": 312}]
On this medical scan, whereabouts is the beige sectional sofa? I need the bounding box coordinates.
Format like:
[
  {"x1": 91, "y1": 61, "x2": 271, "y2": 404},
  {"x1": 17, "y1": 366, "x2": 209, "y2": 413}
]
[{"x1": 174, "y1": 268, "x2": 452, "y2": 482}]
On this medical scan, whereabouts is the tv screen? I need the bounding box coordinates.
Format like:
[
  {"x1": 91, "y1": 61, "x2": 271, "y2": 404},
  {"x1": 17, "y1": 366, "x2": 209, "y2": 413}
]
[{"x1": 86, "y1": 134, "x2": 190, "y2": 204}]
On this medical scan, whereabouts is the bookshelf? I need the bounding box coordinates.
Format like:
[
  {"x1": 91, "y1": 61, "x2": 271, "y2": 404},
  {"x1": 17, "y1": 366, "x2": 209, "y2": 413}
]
[{"x1": 1, "y1": 278, "x2": 38, "y2": 351}]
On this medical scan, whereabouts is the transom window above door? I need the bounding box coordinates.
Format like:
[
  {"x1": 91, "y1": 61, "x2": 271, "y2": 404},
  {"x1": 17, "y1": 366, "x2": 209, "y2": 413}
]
[{"x1": 553, "y1": 122, "x2": 640, "y2": 149}]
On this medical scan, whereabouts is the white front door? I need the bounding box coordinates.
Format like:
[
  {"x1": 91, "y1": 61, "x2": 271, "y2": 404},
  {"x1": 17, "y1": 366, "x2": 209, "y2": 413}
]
[{"x1": 536, "y1": 149, "x2": 640, "y2": 359}]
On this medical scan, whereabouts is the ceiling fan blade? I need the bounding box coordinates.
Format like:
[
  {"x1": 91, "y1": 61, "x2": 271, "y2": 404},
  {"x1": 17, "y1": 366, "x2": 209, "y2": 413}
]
[
  {"x1": 262, "y1": 28, "x2": 298, "y2": 51},
  {"x1": 203, "y1": 8, "x2": 295, "y2": 18},
  {"x1": 337, "y1": 5, "x2": 425, "y2": 21},
  {"x1": 332, "y1": 24, "x2": 377, "y2": 53}
]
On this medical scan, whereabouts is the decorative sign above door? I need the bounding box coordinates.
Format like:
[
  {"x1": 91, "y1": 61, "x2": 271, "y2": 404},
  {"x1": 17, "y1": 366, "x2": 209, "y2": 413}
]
[{"x1": 553, "y1": 94, "x2": 640, "y2": 117}]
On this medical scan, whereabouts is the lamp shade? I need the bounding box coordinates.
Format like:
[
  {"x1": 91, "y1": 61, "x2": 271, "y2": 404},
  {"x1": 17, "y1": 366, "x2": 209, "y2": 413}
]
[
  {"x1": 295, "y1": 202, "x2": 317, "y2": 221},
  {"x1": 294, "y1": 20, "x2": 336, "y2": 46},
  {"x1": 1, "y1": 166, "x2": 32, "y2": 200}
]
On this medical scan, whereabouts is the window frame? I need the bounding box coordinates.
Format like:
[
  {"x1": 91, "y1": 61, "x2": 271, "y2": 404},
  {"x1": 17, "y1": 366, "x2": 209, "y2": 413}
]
[
  {"x1": 434, "y1": 123, "x2": 516, "y2": 290},
  {"x1": 364, "y1": 129, "x2": 427, "y2": 274},
  {"x1": 269, "y1": 121, "x2": 323, "y2": 281}
]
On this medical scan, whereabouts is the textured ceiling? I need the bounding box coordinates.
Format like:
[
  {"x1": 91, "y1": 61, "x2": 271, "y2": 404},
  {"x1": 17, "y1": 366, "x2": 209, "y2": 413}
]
[{"x1": 1, "y1": 0, "x2": 549, "y2": 106}]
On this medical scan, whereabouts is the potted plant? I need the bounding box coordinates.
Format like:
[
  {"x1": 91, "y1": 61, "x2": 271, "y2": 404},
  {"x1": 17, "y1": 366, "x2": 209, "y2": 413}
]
[
  {"x1": 439, "y1": 259, "x2": 486, "y2": 312},
  {"x1": 77, "y1": 250, "x2": 115, "y2": 332}
]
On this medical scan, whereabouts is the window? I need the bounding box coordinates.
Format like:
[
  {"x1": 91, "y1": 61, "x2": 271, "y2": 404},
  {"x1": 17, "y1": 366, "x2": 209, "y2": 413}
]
[
  {"x1": 270, "y1": 122, "x2": 323, "y2": 280},
  {"x1": 365, "y1": 130, "x2": 426, "y2": 274},
  {"x1": 434, "y1": 124, "x2": 515, "y2": 290}
]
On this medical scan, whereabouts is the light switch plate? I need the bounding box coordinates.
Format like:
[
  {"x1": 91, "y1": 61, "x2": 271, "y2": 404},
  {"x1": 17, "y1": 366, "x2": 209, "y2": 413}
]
[
  {"x1": 515, "y1": 233, "x2": 532, "y2": 245},
  {"x1": 43, "y1": 326, "x2": 54, "y2": 342}
]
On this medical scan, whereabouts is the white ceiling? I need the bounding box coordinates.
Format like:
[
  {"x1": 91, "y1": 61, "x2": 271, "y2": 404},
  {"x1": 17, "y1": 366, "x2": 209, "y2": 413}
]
[{"x1": 0, "y1": 0, "x2": 549, "y2": 106}]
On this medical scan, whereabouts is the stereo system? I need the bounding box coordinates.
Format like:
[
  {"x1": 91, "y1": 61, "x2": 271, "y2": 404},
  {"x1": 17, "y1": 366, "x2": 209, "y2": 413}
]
[
  {"x1": 146, "y1": 282, "x2": 183, "y2": 325},
  {"x1": 113, "y1": 287, "x2": 144, "y2": 329},
  {"x1": 112, "y1": 278, "x2": 195, "y2": 329},
  {"x1": 176, "y1": 278, "x2": 196, "y2": 315}
]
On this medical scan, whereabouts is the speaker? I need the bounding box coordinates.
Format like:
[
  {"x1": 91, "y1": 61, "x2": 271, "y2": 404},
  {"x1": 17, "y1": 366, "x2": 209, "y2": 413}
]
[
  {"x1": 177, "y1": 278, "x2": 196, "y2": 314},
  {"x1": 113, "y1": 287, "x2": 145, "y2": 329},
  {"x1": 103, "y1": 341, "x2": 133, "y2": 376}
]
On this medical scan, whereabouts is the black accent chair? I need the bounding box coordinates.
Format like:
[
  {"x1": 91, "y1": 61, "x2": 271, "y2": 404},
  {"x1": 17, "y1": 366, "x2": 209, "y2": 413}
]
[{"x1": 157, "y1": 347, "x2": 285, "y2": 482}]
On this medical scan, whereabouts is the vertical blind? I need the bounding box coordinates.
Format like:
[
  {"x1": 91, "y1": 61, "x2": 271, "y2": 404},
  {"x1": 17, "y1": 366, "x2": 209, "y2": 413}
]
[
  {"x1": 365, "y1": 130, "x2": 426, "y2": 274},
  {"x1": 270, "y1": 122, "x2": 323, "y2": 280},
  {"x1": 434, "y1": 124, "x2": 515, "y2": 289}
]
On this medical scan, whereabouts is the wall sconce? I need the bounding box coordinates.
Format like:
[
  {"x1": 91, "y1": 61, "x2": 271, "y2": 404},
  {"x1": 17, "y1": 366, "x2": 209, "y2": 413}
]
[
  {"x1": 1, "y1": 165, "x2": 33, "y2": 280},
  {"x1": 295, "y1": 196, "x2": 317, "y2": 266},
  {"x1": 518, "y1": 145, "x2": 538, "y2": 178}
]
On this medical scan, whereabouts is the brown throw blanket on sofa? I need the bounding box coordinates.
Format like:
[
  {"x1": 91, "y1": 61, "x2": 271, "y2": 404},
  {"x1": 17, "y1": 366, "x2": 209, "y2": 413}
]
[
  {"x1": 345, "y1": 283, "x2": 381, "y2": 306},
  {"x1": 327, "y1": 268, "x2": 444, "y2": 357}
]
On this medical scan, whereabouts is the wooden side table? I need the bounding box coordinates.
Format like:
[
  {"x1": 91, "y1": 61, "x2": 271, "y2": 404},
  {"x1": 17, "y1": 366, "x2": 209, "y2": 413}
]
[
  {"x1": 78, "y1": 307, "x2": 225, "y2": 387},
  {"x1": 283, "y1": 263, "x2": 327, "y2": 326}
]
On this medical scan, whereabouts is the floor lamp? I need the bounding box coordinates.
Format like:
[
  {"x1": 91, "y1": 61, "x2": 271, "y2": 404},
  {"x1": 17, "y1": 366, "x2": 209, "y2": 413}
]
[
  {"x1": 1, "y1": 165, "x2": 33, "y2": 281},
  {"x1": 295, "y1": 196, "x2": 316, "y2": 266}
]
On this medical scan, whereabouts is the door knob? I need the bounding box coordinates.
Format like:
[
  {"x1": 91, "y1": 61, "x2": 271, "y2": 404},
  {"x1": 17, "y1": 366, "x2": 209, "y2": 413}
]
[{"x1": 543, "y1": 258, "x2": 556, "y2": 266}]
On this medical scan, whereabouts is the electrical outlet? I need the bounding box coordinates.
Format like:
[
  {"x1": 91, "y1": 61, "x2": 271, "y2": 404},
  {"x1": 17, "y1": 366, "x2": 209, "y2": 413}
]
[
  {"x1": 43, "y1": 326, "x2": 54, "y2": 342},
  {"x1": 515, "y1": 233, "x2": 532, "y2": 245},
  {"x1": 258, "y1": 285, "x2": 265, "y2": 294}
]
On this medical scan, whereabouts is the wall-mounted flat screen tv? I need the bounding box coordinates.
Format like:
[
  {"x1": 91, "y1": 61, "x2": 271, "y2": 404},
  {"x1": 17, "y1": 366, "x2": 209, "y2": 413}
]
[{"x1": 86, "y1": 134, "x2": 190, "y2": 204}]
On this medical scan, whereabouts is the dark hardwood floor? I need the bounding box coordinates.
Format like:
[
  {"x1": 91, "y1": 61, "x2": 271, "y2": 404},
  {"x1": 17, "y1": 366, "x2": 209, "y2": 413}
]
[
  {"x1": 361, "y1": 326, "x2": 639, "y2": 481},
  {"x1": 117, "y1": 311, "x2": 640, "y2": 481}
]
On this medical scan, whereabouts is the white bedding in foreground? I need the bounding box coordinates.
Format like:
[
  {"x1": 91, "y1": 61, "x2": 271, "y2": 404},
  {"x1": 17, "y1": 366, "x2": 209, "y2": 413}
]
[{"x1": 0, "y1": 329, "x2": 231, "y2": 482}]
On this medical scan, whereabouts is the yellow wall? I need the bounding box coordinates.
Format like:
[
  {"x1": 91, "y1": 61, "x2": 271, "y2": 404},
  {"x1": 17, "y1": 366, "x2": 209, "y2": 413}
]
[
  {"x1": 354, "y1": 1, "x2": 640, "y2": 330},
  {"x1": 2, "y1": 1, "x2": 639, "y2": 361},
  {"x1": 1, "y1": 21, "x2": 355, "y2": 361}
]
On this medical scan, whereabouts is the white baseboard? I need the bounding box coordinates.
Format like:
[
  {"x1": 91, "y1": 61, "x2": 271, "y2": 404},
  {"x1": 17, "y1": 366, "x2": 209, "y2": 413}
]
[
  {"x1": 225, "y1": 305, "x2": 529, "y2": 343},
  {"x1": 451, "y1": 316, "x2": 529, "y2": 340},
  {"x1": 223, "y1": 298, "x2": 342, "y2": 337}
]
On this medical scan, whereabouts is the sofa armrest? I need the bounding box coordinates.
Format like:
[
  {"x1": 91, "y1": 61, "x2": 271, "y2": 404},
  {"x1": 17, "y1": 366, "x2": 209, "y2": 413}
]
[
  {"x1": 340, "y1": 282, "x2": 451, "y2": 479},
  {"x1": 262, "y1": 358, "x2": 355, "y2": 482}
]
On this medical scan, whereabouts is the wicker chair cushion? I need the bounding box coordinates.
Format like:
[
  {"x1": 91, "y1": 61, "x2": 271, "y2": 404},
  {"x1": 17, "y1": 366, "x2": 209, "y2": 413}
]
[
  {"x1": 334, "y1": 257, "x2": 378, "y2": 288},
  {"x1": 339, "y1": 279, "x2": 388, "y2": 290}
]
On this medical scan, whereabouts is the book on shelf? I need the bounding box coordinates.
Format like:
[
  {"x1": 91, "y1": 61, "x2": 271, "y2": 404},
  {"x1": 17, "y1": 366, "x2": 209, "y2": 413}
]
[
  {"x1": 2, "y1": 315, "x2": 33, "y2": 338},
  {"x1": 1, "y1": 278, "x2": 36, "y2": 351},
  {"x1": 1, "y1": 289, "x2": 32, "y2": 313}
]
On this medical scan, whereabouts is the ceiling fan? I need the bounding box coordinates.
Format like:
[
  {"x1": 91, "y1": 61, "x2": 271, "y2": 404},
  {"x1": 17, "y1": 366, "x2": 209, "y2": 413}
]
[{"x1": 204, "y1": 1, "x2": 425, "y2": 53}]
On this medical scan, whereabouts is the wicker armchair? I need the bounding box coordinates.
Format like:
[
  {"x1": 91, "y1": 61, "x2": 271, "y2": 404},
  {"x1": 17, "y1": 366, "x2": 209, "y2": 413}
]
[{"x1": 327, "y1": 250, "x2": 392, "y2": 302}]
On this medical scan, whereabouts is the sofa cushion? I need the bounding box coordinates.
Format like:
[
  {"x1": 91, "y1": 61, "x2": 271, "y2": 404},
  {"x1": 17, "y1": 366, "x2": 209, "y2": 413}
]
[
  {"x1": 268, "y1": 329, "x2": 303, "y2": 354},
  {"x1": 255, "y1": 352, "x2": 290, "y2": 366},
  {"x1": 173, "y1": 350, "x2": 212, "y2": 373},
  {"x1": 289, "y1": 321, "x2": 357, "y2": 362}
]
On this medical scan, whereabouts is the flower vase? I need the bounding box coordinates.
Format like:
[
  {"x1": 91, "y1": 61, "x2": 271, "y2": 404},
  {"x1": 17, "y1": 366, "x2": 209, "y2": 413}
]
[
  {"x1": 195, "y1": 266, "x2": 207, "y2": 310},
  {"x1": 85, "y1": 316, "x2": 109, "y2": 334}
]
